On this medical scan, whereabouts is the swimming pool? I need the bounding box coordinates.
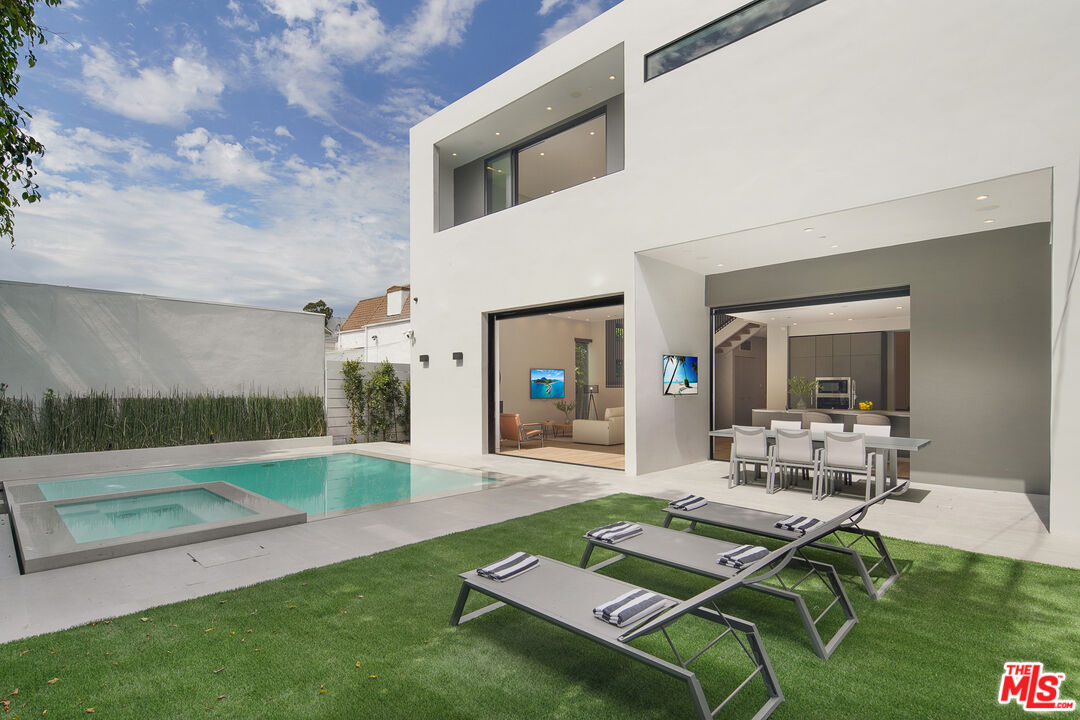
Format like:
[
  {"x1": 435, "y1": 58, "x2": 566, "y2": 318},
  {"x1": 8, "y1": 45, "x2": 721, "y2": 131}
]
[{"x1": 33, "y1": 453, "x2": 497, "y2": 516}]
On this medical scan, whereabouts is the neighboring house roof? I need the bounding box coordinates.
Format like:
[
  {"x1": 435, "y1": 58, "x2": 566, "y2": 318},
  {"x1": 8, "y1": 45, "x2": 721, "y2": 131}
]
[{"x1": 340, "y1": 286, "x2": 411, "y2": 332}]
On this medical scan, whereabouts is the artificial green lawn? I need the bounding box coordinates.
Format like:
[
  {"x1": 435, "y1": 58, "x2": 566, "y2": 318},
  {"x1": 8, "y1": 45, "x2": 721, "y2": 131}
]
[{"x1": 1, "y1": 493, "x2": 1078, "y2": 719}]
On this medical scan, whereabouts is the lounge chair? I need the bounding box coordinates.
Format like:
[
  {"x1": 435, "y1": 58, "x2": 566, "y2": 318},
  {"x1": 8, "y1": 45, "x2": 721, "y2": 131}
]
[
  {"x1": 578, "y1": 521, "x2": 858, "y2": 659},
  {"x1": 662, "y1": 483, "x2": 907, "y2": 600},
  {"x1": 451, "y1": 555, "x2": 785, "y2": 720}
]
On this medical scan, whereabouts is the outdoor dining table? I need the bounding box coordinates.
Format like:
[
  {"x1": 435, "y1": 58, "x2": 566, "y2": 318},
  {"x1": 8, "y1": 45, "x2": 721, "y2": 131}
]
[{"x1": 709, "y1": 427, "x2": 931, "y2": 497}]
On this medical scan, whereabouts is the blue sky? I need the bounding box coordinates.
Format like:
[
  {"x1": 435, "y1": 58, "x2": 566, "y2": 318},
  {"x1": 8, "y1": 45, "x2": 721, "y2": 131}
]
[{"x1": 4, "y1": 0, "x2": 621, "y2": 315}]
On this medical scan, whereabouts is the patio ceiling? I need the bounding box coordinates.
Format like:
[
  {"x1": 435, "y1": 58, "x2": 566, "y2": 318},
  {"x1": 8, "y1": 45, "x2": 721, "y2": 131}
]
[{"x1": 639, "y1": 169, "x2": 1052, "y2": 275}]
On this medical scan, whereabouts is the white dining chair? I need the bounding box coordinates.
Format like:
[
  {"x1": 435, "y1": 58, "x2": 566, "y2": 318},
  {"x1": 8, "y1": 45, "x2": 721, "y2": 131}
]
[
  {"x1": 730, "y1": 425, "x2": 773, "y2": 489},
  {"x1": 772, "y1": 429, "x2": 818, "y2": 494},
  {"x1": 770, "y1": 419, "x2": 802, "y2": 431},
  {"x1": 854, "y1": 423, "x2": 892, "y2": 487},
  {"x1": 817, "y1": 432, "x2": 875, "y2": 500},
  {"x1": 809, "y1": 422, "x2": 845, "y2": 435}
]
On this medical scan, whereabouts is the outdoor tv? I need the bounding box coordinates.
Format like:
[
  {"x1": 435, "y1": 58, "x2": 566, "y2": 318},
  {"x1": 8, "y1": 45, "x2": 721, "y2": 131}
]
[
  {"x1": 662, "y1": 354, "x2": 698, "y2": 396},
  {"x1": 530, "y1": 368, "x2": 565, "y2": 399}
]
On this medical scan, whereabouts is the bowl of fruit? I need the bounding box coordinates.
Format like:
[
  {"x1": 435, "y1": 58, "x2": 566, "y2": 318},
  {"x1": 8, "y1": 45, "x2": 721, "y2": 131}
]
[{"x1": 858, "y1": 401, "x2": 874, "y2": 410}]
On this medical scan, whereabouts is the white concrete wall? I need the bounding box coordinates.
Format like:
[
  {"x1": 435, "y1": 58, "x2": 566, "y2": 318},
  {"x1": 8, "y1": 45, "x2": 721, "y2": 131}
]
[
  {"x1": 632, "y1": 256, "x2": 709, "y2": 475},
  {"x1": 410, "y1": 0, "x2": 1080, "y2": 530},
  {"x1": 334, "y1": 320, "x2": 412, "y2": 364},
  {"x1": 0, "y1": 281, "x2": 324, "y2": 398}
]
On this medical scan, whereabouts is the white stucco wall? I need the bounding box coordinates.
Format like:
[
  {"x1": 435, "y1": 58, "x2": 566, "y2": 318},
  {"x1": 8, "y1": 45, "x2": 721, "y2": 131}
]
[
  {"x1": 335, "y1": 319, "x2": 412, "y2": 364},
  {"x1": 0, "y1": 281, "x2": 325, "y2": 398},
  {"x1": 410, "y1": 0, "x2": 1080, "y2": 530}
]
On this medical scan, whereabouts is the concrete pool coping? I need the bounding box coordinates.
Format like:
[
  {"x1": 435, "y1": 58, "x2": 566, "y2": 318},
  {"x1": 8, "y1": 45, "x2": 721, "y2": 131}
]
[{"x1": 10, "y1": 482, "x2": 307, "y2": 573}]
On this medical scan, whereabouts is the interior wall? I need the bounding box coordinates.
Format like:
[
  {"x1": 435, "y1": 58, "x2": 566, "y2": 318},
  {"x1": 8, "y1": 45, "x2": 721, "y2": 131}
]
[
  {"x1": 765, "y1": 323, "x2": 788, "y2": 409},
  {"x1": 0, "y1": 281, "x2": 325, "y2": 399},
  {"x1": 497, "y1": 314, "x2": 624, "y2": 426},
  {"x1": 704, "y1": 224, "x2": 1051, "y2": 494},
  {"x1": 634, "y1": 255, "x2": 709, "y2": 475}
]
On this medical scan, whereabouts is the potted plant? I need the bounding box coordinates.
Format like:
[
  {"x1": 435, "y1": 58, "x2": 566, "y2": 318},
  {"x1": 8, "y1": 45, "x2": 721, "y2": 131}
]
[
  {"x1": 554, "y1": 399, "x2": 575, "y2": 423},
  {"x1": 787, "y1": 376, "x2": 819, "y2": 409}
]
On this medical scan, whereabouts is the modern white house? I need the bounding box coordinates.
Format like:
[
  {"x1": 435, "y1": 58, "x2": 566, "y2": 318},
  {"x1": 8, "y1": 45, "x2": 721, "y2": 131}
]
[
  {"x1": 334, "y1": 285, "x2": 412, "y2": 364},
  {"x1": 409, "y1": 0, "x2": 1080, "y2": 535}
]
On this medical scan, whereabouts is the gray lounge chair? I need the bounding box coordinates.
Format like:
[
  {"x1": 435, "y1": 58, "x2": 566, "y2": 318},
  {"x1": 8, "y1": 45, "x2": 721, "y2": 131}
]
[
  {"x1": 662, "y1": 482, "x2": 907, "y2": 600},
  {"x1": 451, "y1": 555, "x2": 785, "y2": 720},
  {"x1": 578, "y1": 523, "x2": 858, "y2": 660}
]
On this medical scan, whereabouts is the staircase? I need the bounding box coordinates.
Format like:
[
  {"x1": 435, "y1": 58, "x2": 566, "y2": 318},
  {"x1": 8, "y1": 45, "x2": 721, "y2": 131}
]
[{"x1": 714, "y1": 316, "x2": 763, "y2": 353}]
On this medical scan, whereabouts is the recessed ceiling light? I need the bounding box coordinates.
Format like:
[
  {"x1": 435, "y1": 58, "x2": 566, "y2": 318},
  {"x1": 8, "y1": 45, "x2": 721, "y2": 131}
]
[
  {"x1": 984, "y1": 219, "x2": 996, "y2": 224},
  {"x1": 549, "y1": 190, "x2": 555, "y2": 194},
  {"x1": 589, "y1": 130, "x2": 596, "y2": 136},
  {"x1": 976, "y1": 194, "x2": 989, "y2": 201},
  {"x1": 716, "y1": 263, "x2": 725, "y2": 267},
  {"x1": 828, "y1": 312, "x2": 835, "y2": 316},
  {"x1": 831, "y1": 244, "x2": 839, "y2": 248},
  {"x1": 495, "y1": 131, "x2": 501, "y2": 136},
  {"x1": 896, "y1": 306, "x2": 904, "y2": 310},
  {"x1": 847, "y1": 318, "x2": 854, "y2": 321},
  {"x1": 546, "y1": 106, "x2": 552, "y2": 111},
  {"x1": 792, "y1": 322, "x2": 798, "y2": 326},
  {"x1": 608, "y1": 75, "x2": 616, "y2": 80},
  {"x1": 539, "y1": 152, "x2": 545, "y2": 156},
  {"x1": 591, "y1": 176, "x2": 597, "y2": 179},
  {"x1": 451, "y1": 152, "x2": 457, "y2": 157},
  {"x1": 803, "y1": 227, "x2": 814, "y2": 233}
]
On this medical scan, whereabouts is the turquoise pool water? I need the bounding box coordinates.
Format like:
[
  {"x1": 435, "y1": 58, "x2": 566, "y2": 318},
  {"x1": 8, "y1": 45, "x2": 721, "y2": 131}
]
[
  {"x1": 56, "y1": 488, "x2": 255, "y2": 543},
  {"x1": 37, "y1": 454, "x2": 494, "y2": 516}
]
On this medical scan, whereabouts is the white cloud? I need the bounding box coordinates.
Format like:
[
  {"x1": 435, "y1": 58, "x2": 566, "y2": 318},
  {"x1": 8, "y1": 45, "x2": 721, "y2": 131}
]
[
  {"x1": 30, "y1": 110, "x2": 177, "y2": 176},
  {"x1": 220, "y1": 0, "x2": 260, "y2": 32},
  {"x1": 175, "y1": 128, "x2": 271, "y2": 186},
  {"x1": 274, "y1": 125, "x2": 293, "y2": 138},
  {"x1": 538, "y1": 0, "x2": 605, "y2": 47},
  {"x1": 320, "y1": 135, "x2": 340, "y2": 159},
  {"x1": 538, "y1": 0, "x2": 569, "y2": 15},
  {"x1": 385, "y1": 0, "x2": 484, "y2": 68},
  {"x1": 377, "y1": 87, "x2": 445, "y2": 130},
  {"x1": 256, "y1": 0, "x2": 481, "y2": 119},
  {"x1": 81, "y1": 46, "x2": 225, "y2": 125}
]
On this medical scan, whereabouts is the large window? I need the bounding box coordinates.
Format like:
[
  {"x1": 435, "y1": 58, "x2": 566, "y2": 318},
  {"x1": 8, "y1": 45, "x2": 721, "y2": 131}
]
[
  {"x1": 484, "y1": 112, "x2": 606, "y2": 214},
  {"x1": 645, "y1": 0, "x2": 826, "y2": 81}
]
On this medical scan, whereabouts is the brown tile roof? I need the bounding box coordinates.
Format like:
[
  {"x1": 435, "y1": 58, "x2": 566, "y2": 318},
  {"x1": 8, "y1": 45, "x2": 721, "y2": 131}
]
[{"x1": 340, "y1": 286, "x2": 411, "y2": 332}]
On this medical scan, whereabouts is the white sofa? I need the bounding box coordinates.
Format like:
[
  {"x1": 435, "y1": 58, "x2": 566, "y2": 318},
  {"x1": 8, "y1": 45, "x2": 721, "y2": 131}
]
[{"x1": 572, "y1": 407, "x2": 625, "y2": 445}]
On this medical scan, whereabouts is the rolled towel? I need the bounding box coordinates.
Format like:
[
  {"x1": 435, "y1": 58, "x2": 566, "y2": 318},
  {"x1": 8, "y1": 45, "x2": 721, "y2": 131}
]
[
  {"x1": 774, "y1": 515, "x2": 822, "y2": 534},
  {"x1": 593, "y1": 588, "x2": 676, "y2": 628},
  {"x1": 717, "y1": 544, "x2": 770, "y2": 569},
  {"x1": 668, "y1": 495, "x2": 708, "y2": 511},
  {"x1": 586, "y1": 521, "x2": 644, "y2": 544},
  {"x1": 477, "y1": 552, "x2": 539, "y2": 581}
]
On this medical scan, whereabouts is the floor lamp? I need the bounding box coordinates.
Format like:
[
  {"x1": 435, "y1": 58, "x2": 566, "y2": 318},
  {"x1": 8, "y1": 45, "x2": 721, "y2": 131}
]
[{"x1": 585, "y1": 384, "x2": 600, "y2": 420}]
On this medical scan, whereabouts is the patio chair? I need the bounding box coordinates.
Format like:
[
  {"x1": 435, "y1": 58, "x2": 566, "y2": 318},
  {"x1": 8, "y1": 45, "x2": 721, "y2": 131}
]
[
  {"x1": 662, "y1": 482, "x2": 907, "y2": 600},
  {"x1": 578, "y1": 512, "x2": 859, "y2": 659},
  {"x1": 730, "y1": 425, "x2": 773, "y2": 489},
  {"x1": 499, "y1": 413, "x2": 544, "y2": 450},
  {"x1": 770, "y1": 420, "x2": 807, "y2": 486},
  {"x1": 817, "y1": 432, "x2": 875, "y2": 500},
  {"x1": 772, "y1": 429, "x2": 819, "y2": 494},
  {"x1": 451, "y1": 555, "x2": 784, "y2": 720}
]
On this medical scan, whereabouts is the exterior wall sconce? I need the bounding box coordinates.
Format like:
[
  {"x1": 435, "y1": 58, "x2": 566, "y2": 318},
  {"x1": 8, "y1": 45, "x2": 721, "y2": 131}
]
[
  {"x1": 419, "y1": 354, "x2": 429, "y2": 364},
  {"x1": 452, "y1": 352, "x2": 464, "y2": 361}
]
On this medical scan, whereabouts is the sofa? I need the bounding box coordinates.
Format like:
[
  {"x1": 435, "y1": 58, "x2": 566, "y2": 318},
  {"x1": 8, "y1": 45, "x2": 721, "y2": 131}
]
[{"x1": 572, "y1": 407, "x2": 625, "y2": 445}]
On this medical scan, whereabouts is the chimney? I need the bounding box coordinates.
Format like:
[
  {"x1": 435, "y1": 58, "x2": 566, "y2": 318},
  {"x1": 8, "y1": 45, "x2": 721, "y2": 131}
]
[{"x1": 386, "y1": 285, "x2": 407, "y2": 316}]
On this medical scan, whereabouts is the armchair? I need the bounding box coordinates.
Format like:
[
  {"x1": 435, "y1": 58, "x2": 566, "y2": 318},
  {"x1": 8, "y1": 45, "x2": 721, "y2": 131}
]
[{"x1": 499, "y1": 413, "x2": 544, "y2": 449}]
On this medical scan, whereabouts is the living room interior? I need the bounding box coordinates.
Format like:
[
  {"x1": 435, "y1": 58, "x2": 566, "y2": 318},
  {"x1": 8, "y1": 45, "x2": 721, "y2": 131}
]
[{"x1": 494, "y1": 300, "x2": 625, "y2": 469}]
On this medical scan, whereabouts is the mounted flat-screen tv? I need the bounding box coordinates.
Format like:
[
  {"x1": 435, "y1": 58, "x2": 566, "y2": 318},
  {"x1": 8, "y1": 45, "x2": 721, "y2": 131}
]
[
  {"x1": 662, "y1": 354, "x2": 698, "y2": 396},
  {"x1": 530, "y1": 368, "x2": 565, "y2": 399}
]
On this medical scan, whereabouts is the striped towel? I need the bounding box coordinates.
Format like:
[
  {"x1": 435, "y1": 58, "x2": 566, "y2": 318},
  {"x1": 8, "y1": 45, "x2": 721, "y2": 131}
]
[
  {"x1": 476, "y1": 552, "x2": 539, "y2": 581},
  {"x1": 586, "y1": 521, "x2": 644, "y2": 544},
  {"x1": 717, "y1": 544, "x2": 770, "y2": 569},
  {"x1": 593, "y1": 588, "x2": 676, "y2": 628},
  {"x1": 774, "y1": 515, "x2": 822, "y2": 534},
  {"x1": 668, "y1": 494, "x2": 708, "y2": 511}
]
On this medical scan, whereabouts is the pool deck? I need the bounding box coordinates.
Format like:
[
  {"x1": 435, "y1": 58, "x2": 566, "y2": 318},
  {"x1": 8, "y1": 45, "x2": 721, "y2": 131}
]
[{"x1": 1, "y1": 442, "x2": 1076, "y2": 644}]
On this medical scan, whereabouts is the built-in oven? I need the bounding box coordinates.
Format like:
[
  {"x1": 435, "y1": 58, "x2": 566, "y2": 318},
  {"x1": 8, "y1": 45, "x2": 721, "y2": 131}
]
[{"x1": 815, "y1": 377, "x2": 855, "y2": 410}]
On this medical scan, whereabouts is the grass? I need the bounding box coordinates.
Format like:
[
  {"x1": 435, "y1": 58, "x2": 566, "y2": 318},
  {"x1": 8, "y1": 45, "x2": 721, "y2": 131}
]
[{"x1": 1, "y1": 493, "x2": 1078, "y2": 719}]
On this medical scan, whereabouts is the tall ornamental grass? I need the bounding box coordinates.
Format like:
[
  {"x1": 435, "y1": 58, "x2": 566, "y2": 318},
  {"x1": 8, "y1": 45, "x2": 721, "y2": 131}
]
[{"x1": 0, "y1": 389, "x2": 325, "y2": 458}]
